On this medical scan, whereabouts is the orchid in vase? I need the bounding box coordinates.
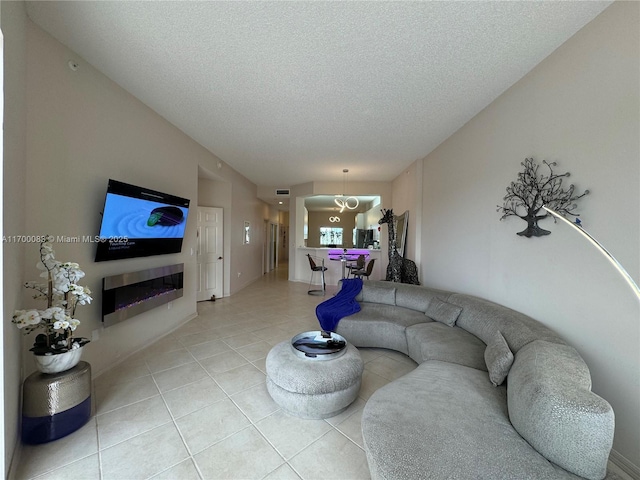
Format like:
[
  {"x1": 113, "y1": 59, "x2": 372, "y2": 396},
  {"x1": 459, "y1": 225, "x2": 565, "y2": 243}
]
[{"x1": 12, "y1": 236, "x2": 92, "y2": 356}]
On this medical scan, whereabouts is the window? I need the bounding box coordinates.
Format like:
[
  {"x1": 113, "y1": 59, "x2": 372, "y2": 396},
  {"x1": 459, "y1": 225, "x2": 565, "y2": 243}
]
[{"x1": 320, "y1": 227, "x2": 343, "y2": 246}]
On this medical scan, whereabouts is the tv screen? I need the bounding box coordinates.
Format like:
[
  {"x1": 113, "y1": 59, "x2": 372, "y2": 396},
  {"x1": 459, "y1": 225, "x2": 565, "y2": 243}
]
[{"x1": 95, "y1": 179, "x2": 190, "y2": 262}]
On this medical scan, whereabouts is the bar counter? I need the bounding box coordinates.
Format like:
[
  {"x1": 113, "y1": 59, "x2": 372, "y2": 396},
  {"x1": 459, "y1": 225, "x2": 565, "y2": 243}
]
[{"x1": 296, "y1": 247, "x2": 383, "y2": 286}]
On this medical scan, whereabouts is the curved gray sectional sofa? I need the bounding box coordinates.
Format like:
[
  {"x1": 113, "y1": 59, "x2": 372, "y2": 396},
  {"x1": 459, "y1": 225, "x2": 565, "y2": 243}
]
[{"x1": 335, "y1": 281, "x2": 615, "y2": 480}]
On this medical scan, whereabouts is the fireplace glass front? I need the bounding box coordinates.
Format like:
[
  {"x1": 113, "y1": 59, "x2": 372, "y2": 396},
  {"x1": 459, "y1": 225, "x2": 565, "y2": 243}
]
[{"x1": 102, "y1": 263, "x2": 184, "y2": 327}]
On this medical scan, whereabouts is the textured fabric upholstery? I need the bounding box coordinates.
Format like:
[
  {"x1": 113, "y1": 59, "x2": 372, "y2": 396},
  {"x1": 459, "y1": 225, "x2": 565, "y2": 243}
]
[
  {"x1": 425, "y1": 297, "x2": 463, "y2": 326},
  {"x1": 393, "y1": 282, "x2": 453, "y2": 311},
  {"x1": 336, "y1": 281, "x2": 614, "y2": 479},
  {"x1": 265, "y1": 342, "x2": 364, "y2": 419},
  {"x1": 363, "y1": 361, "x2": 582, "y2": 480},
  {"x1": 357, "y1": 282, "x2": 397, "y2": 305},
  {"x1": 406, "y1": 322, "x2": 487, "y2": 370},
  {"x1": 484, "y1": 330, "x2": 514, "y2": 386},
  {"x1": 508, "y1": 341, "x2": 614, "y2": 479},
  {"x1": 448, "y1": 293, "x2": 566, "y2": 353},
  {"x1": 266, "y1": 377, "x2": 362, "y2": 420},
  {"x1": 266, "y1": 341, "x2": 362, "y2": 394},
  {"x1": 336, "y1": 304, "x2": 430, "y2": 354}
]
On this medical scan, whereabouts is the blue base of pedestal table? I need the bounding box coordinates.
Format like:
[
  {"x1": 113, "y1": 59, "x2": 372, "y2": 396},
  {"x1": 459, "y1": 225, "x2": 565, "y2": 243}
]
[
  {"x1": 21, "y1": 361, "x2": 92, "y2": 445},
  {"x1": 22, "y1": 396, "x2": 91, "y2": 444}
]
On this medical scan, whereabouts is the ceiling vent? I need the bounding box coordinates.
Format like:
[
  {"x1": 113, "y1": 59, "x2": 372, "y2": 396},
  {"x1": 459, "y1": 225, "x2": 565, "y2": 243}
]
[{"x1": 275, "y1": 189, "x2": 290, "y2": 196}]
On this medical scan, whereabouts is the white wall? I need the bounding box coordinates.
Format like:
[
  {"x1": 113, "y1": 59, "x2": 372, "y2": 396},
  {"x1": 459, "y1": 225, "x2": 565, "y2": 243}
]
[
  {"x1": 392, "y1": 160, "x2": 422, "y2": 263},
  {"x1": 419, "y1": 1, "x2": 639, "y2": 469},
  {"x1": 20, "y1": 21, "x2": 270, "y2": 376},
  {"x1": 199, "y1": 172, "x2": 277, "y2": 294},
  {"x1": 24, "y1": 20, "x2": 199, "y2": 376},
  {"x1": 229, "y1": 176, "x2": 272, "y2": 293},
  {"x1": 1, "y1": 1, "x2": 27, "y2": 474}
]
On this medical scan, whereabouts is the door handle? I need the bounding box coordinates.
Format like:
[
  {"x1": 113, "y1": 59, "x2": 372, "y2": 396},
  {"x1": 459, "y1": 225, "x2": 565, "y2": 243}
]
[{"x1": 218, "y1": 257, "x2": 223, "y2": 260}]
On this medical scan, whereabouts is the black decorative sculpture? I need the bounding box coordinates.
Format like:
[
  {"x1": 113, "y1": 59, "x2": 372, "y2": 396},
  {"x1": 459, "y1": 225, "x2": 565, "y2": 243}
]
[
  {"x1": 379, "y1": 209, "x2": 420, "y2": 284},
  {"x1": 497, "y1": 158, "x2": 589, "y2": 237}
]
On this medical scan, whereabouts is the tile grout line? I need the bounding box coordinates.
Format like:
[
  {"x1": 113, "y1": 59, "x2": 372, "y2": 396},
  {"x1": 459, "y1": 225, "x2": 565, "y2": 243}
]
[
  {"x1": 166, "y1": 339, "x2": 287, "y2": 475},
  {"x1": 91, "y1": 369, "x2": 105, "y2": 480},
  {"x1": 216, "y1": 317, "x2": 358, "y2": 478},
  {"x1": 198, "y1": 336, "x2": 293, "y2": 476},
  {"x1": 95, "y1": 414, "x2": 104, "y2": 480},
  {"x1": 29, "y1": 274, "x2": 372, "y2": 479},
  {"x1": 149, "y1": 351, "x2": 206, "y2": 480}
]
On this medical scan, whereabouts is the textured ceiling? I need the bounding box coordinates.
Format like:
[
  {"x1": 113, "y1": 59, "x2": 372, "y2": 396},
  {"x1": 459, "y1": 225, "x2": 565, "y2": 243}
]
[{"x1": 26, "y1": 1, "x2": 611, "y2": 198}]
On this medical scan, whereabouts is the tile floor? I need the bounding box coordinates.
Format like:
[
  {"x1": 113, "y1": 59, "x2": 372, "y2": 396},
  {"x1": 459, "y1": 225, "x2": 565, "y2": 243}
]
[{"x1": 14, "y1": 264, "x2": 418, "y2": 480}]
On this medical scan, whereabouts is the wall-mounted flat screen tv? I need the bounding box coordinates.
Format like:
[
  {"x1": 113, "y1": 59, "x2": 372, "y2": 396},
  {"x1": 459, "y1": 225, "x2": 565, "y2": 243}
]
[{"x1": 95, "y1": 179, "x2": 190, "y2": 262}]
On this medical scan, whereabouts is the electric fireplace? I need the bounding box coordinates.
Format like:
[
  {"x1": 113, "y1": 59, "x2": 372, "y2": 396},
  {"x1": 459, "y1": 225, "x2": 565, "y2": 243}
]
[{"x1": 102, "y1": 263, "x2": 184, "y2": 327}]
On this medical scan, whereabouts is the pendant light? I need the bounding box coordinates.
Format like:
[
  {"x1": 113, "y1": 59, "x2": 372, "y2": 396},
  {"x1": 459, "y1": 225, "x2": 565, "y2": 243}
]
[{"x1": 334, "y1": 169, "x2": 359, "y2": 213}]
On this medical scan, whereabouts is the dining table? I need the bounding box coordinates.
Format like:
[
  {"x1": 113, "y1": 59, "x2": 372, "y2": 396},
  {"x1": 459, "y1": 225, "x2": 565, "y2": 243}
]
[{"x1": 327, "y1": 249, "x2": 371, "y2": 279}]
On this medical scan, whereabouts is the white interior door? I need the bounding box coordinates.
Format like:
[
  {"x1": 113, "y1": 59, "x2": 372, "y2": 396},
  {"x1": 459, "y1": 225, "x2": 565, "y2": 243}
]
[{"x1": 197, "y1": 206, "x2": 223, "y2": 301}]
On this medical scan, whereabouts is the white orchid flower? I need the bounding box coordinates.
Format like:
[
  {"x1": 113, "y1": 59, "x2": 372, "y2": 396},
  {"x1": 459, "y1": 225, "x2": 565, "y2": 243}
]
[
  {"x1": 15, "y1": 238, "x2": 89, "y2": 350},
  {"x1": 12, "y1": 310, "x2": 29, "y2": 329},
  {"x1": 16, "y1": 309, "x2": 43, "y2": 326},
  {"x1": 53, "y1": 308, "x2": 68, "y2": 322},
  {"x1": 40, "y1": 307, "x2": 55, "y2": 319},
  {"x1": 26, "y1": 310, "x2": 41, "y2": 325},
  {"x1": 53, "y1": 320, "x2": 70, "y2": 330}
]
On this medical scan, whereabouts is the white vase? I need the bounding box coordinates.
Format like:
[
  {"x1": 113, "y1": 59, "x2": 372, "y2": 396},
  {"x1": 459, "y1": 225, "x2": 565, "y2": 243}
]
[{"x1": 33, "y1": 347, "x2": 84, "y2": 374}]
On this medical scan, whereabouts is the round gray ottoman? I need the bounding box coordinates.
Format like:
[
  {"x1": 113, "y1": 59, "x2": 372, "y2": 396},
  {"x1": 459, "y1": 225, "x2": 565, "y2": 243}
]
[{"x1": 265, "y1": 340, "x2": 364, "y2": 419}]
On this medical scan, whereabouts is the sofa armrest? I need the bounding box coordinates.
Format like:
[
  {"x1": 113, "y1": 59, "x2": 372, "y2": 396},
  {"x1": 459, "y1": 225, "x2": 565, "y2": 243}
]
[{"x1": 508, "y1": 340, "x2": 614, "y2": 480}]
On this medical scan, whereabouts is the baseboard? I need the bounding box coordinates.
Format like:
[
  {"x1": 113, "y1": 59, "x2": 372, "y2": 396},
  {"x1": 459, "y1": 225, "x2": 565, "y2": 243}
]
[
  {"x1": 91, "y1": 311, "x2": 198, "y2": 380},
  {"x1": 609, "y1": 449, "x2": 640, "y2": 480}
]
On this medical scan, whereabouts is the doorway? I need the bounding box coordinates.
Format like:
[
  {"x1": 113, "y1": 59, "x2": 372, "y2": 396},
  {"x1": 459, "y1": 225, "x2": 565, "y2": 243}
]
[
  {"x1": 268, "y1": 222, "x2": 278, "y2": 271},
  {"x1": 196, "y1": 206, "x2": 224, "y2": 301}
]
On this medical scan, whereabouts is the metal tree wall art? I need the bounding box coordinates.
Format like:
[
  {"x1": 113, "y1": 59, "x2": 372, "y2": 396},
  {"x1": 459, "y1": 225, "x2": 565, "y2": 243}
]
[{"x1": 497, "y1": 158, "x2": 589, "y2": 237}]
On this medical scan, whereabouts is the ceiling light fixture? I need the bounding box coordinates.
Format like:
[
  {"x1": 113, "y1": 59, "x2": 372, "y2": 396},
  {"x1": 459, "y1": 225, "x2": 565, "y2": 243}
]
[{"x1": 335, "y1": 169, "x2": 359, "y2": 213}]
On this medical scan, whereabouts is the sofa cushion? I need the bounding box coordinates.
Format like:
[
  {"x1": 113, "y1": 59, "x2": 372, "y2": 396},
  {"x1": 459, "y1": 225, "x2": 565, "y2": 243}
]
[
  {"x1": 336, "y1": 304, "x2": 430, "y2": 355},
  {"x1": 425, "y1": 298, "x2": 462, "y2": 326},
  {"x1": 363, "y1": 361, "x2": 577, "y2": 480},
  {"x1": 356, "y1": 283, "x2": 396, "y2": 306},
  {"x1": 508, "y1": 341, "x2": 614, "y2": 480},
  {"x1": 406, "y1": 322, "x2": 487, "y2": 370},
  {"x1": 484, "y1": 331, "x2": 514, "y2": 386}
]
